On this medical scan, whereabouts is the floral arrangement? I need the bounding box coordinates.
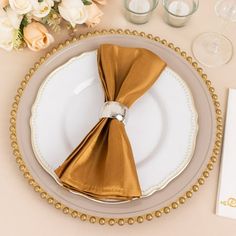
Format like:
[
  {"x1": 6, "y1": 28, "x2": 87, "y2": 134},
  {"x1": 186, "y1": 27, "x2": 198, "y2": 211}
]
[{"x1": 0, "y1": 0, "x2": 106, "y2": 51}]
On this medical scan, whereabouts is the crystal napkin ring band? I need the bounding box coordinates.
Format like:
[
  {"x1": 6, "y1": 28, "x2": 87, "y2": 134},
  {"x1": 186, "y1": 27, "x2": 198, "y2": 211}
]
[{"x1": 100, "y1": 101, "x2": 128, "y2": 123}]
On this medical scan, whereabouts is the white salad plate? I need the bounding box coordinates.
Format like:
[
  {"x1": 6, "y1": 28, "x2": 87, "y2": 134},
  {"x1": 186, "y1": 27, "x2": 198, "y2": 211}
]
[{"x1": 30, "y1": 50, "x2": 198, "y2": 202}]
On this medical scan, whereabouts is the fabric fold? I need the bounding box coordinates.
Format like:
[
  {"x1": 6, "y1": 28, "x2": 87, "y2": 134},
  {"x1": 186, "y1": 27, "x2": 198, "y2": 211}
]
[{"x1": 55, "y1": 44, "x2": 166, "y2": 200}]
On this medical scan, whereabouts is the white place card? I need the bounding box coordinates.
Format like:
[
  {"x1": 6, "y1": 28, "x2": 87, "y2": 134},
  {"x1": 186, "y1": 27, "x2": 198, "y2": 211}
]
[{"x1": 216, "y1": 89, "x2": 236, "y2": 219}]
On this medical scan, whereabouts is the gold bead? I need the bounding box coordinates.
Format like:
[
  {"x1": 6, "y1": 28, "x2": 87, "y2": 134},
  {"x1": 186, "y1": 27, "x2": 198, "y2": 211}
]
[
  {"x1": 212, "y1": 94, "x2": 218, "y2": 100},
  {"x1": 197, "y1": 67, "x2": 202, "y2": 73},
  {"x1": 181, "y1": 51, "x2": 187, "y2": 57},
  {"x1": 23, "y1": 172, "x2": 30, "y2": 178},
  {"x1": 217, "y1": 117, "x2": 223, "y2": 124},
  {"x1": 175, "y1": 47, "x2": 180, "y2": 52},
  {"x1": 124, "y1": 29, "x2": 131, "y2": 34},
  {"x1": 63, "y1": 207, "x2": 69, "y2": 214},
  {"x1": 213, "y1": 148, "x2": 220, "y2": 155},
  {"x1": 186, "y1": 191, "x2": 192, "y2": 198},
  {"x1": 89, "y1": 216, "x2": 96, "y2": 223},
  {"x1": 140, "y1": 32, "x2": 146, "y2": 37},
  {"x1": 161, "y1": 39, "x2": 167, "y2": 45},
  {"x1": 179, "y1": 197, "x2": 186, "y2": 204},
  {"x1": 192, "y1": 185, "x2": 199, "y2": 192},
  {"x1": 118, "y1": 219, "x2": 125, "y2": 226},
  {"x1": 146, "y1": 214, "x2": 153, "y2": 221},
  {"x1": 198, "y1": 178, "x2": 205, "y2": 185},
  {"x1": 99, "y1": 218, "x2": 105, "y2": 225},
  {"x1": 163, "y1": 207, "x2": 170, "y2": 214},
  {"x1": 171, "y1": 202, "x2": 179, "y2": 209},
  {"x1": 155, "y1": 211, "x2": 162, "y2": 217},
  {"x1": 10, "y1": 125, "x2": 16, "y2": 133},
  {"x1": 11, "y1": 141, "x2": 17, "y2": 148},
  {"x1": 211, "y1": 156, "x2": 217, "y2": 163},
  {"x1": 216, "y1": 132, "x2": 223, "y2": 139},
  {"x1": 108, "y1": 219, "x2": 115, "y2": 226},
  {"x1": 28, "y1": 179, "x2": 35, "y2": 185},
  {"x1": 39, "y1": 57, "x2": 45, "y2": 64},
  {"x1": 109, "y1": 29, "x2": 115, "y2": 34},
  {"x1": 71, "y1": 211, "x2": 78, "y2": 218},
  {"x1": 187, "y1": 56, "x2": 192, "y2": 62},
  {"x1": 147, "y1": 34, "x2": 153, "y2": 39},
  {"x1": 215, "y1": 140, "x2": 221, "y2": 147},
  {"x1": 214, "y1": 101, "x2": 220, "y2": 108},
  {"x1": 192, "y1": 61, "x2": 198, "y2": 68},
  {"x1": 55, "y1": 203, "x2": 61, "y2": 209},
  {"x1": 34, "y1": 186, "x2": 40, "y2": 192},
  {"x1": 25, "y1": 74, "x2": 30, "y2": 81},
  {"x1": 21, "y1": 81, "x2": 26, "y2": 87},
  {"x1": 117, "y1": 29, "x2": 123, "y2": 34},
  {"x1": 205, "y1": 80, "x2": 211, "y2": 86},
  {"x1": 209, "y1": 87, "x2": 215, "y2": 93},
  {"x1": 202, "y1": 74, "x2": 207, "y2": 80},
  {"x1": 128, "y1": 218, "x2": 134, "y2": 225},
  {"x1": 168, "y1": 43, "x2": 174, "y2": 49},
  {"x1": 207, "y1": 163, "x2": 214, "y2": 171},
  {"x1": 216, "y1": 109, "x2": 222, "y2": 115},
  {"x1": 80, "y1": 214, "x2": 87, "y2": 221},
  {"x1": 137, "y1": 216, "x2": 144, "y2": 223},
  {"x1": 40, "y1": 192, "x2": 47, "y2": 199},
  {"x1": 47, "y1": 198, "x2": 54, "y2": 204},
  {"x1": 101, "y1": 29, "x2": 107, "y2": 34},
  {"x1": 10, "y1": 118, "x2": 16, "y2": 125},
  {"x1": 17, "y1": 88, "x2": 23, "y2": 94},
  {"x1": 12, "y1": 102, "x2": 18, "y2": 109},
  {"x1": 19, "y1": 165, "x2": 25, "y2": 171},
  {"x1": 203, "y1": 171, "x2": 209, "y2": 178},
  {"x1": 154, "y1": 36, "x2": 160, "y2": 42},
  {"x1": 29, "y1": 68, "x2": 35, "y2": 75},
  {"x1": 34, "y1": 63, "x2": 39, "y2": 69},
  {"x1": 13, "y1": 149, "x2": 20, "y2": 156}
]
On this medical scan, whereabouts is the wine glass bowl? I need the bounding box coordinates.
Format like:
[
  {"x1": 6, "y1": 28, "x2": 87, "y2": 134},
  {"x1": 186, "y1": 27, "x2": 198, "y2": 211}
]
[{"x1": 192, "y1": 0, "x2": 236, "y2": 67}]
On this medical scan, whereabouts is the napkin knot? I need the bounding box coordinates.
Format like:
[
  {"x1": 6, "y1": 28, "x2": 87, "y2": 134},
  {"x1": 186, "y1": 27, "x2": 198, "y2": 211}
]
[{"x1": 100, "y1": 101, "x2": 128, "y2": 123}]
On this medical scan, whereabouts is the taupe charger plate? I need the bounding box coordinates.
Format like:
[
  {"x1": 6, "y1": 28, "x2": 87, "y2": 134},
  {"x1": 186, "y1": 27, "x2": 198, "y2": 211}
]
[{"x1": 10, "y1": 30, "x2": 223, "y2": 225}]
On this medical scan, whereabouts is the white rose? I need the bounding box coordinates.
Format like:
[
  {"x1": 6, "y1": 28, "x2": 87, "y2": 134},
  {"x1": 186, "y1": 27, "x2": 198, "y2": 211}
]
[
  {"x1": 9, "y1": 0, "x2": 34, "y2": 15},
  {"x1": 0, "y1": 26, "x2": 14, "y2": 51},
  {"x1": 6, "y1": 7, "x2": 23, "y2": 29},
  {"x1": 32, "y1": 0, "x2": 54, "y2": 18},
  {"x1": 58, "y1": 0, "x2": 88, "y2": 27},
  {"x1": 0, "y1": 7, "x2": 22, "y2": 51}
]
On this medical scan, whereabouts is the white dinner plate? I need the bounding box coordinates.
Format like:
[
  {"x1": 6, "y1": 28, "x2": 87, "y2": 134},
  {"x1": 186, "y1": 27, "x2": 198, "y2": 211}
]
[{"x1": 30, "y1": 50, "x2": 198, "y2": 202}]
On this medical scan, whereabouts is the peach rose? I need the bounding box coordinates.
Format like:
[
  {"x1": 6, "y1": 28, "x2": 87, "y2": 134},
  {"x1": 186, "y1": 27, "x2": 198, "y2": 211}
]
[
  {"x1": 0, "y1": 0, "x2": 9, "y2": 8},
  {"x1": 23, "y1": 22, "x2": 54, "y2": 51},
  {"x1": 93, "y1": 0, "x2": 106, "y2": 5},
  {"x1": 85, "y1": 2, "x2": 103, "y2": 28}
]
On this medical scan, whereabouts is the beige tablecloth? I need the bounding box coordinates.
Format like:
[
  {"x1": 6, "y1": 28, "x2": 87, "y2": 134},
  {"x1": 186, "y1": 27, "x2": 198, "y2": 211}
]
[{"x1": 1, "y1": 0, "x2": 236, "y2": 235}]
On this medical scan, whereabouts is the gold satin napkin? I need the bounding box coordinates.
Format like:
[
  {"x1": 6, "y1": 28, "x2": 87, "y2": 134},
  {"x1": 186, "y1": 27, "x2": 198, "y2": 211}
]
[{"x1": 55, "y1": 44, "x2": 166, "y2": 200}]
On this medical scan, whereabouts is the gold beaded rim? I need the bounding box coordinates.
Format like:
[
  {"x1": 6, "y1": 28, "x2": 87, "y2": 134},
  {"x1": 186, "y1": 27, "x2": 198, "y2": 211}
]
[{"x1": 9, "y1": 29, "x2": 223, "y2": 226}]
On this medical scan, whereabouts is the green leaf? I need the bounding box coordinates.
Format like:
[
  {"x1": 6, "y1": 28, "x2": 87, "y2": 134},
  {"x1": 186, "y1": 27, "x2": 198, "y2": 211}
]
[
  {"x1": 20, "y1": 15, "x2": 29, "y2": 32},
  {"x1": 82, "y1": 0, "x2": 92, "y2": 5}
]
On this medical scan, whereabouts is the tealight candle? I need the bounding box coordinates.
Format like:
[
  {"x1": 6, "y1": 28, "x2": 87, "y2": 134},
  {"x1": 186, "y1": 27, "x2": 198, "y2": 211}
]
[
  {"x1": 124, "y1": 0, "x2": 158, "y2": 24},
  {"x1": 162, "y1": 0, "x2": 199, "y2": 27}
]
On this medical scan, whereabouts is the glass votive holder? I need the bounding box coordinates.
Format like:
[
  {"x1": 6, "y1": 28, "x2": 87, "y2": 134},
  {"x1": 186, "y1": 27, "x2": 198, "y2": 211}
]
[
  {"x1": 162, "y1": 0, "x2": 199, "y2": 27},
  {"x1": 124, "y1": 0, "x2": 159, "y2": 24}
]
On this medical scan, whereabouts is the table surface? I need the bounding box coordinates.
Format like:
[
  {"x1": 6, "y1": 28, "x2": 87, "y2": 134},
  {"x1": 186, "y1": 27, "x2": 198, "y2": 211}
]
[{"x1": 1, "y1": 0, "x2": 236, "y2": 235}]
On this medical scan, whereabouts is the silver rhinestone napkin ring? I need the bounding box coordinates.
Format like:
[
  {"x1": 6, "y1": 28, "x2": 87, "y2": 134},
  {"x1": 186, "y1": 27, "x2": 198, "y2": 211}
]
[{"x1": 100, "y1": 101, "x2": 128, "y2": 123}]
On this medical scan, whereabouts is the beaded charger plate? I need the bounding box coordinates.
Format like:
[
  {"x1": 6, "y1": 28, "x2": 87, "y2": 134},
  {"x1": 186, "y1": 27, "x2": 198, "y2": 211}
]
[{"x1": 10, "y1": 29, "x2": 223, "y2": 226}]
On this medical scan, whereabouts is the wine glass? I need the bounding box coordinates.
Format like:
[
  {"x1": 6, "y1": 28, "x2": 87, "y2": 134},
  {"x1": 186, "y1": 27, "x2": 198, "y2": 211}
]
[{"x1": 192, "y1": 0, "x2": 236, "y2": 67}]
